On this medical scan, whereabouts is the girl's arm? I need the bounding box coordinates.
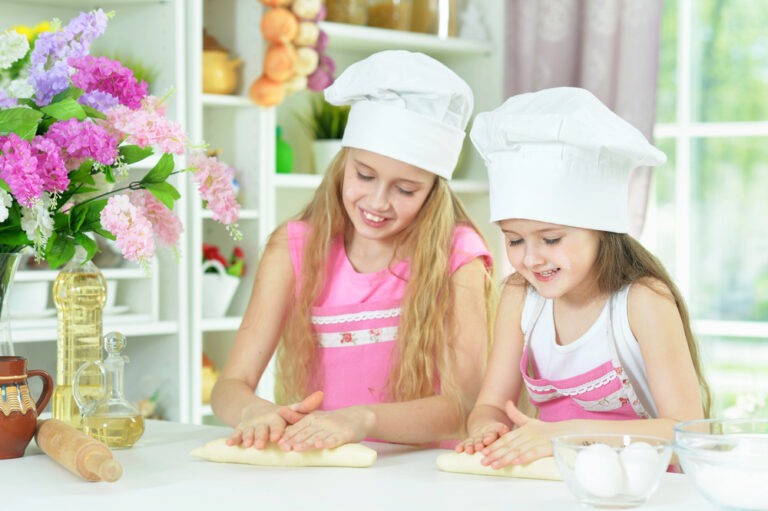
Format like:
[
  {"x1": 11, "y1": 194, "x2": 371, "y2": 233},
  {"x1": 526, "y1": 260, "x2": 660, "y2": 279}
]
[
  {"x1": 211, "y1": 225, "x2": 321, "y2": 446},
  {"x1": 481, "y1": 278, "x2": 706, "y2": 468},
  {"x1": 456, "y1": 281, "x2": 528, "y2": 453},
  {"x1": 276, "y1": 258, "x2": 491, "y2": 449}
]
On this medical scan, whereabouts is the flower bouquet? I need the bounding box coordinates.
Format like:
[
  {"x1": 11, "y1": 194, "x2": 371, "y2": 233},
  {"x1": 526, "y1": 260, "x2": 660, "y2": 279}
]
[{"x1": 0, "y1": 9, "x2": 240, "y2": 269}]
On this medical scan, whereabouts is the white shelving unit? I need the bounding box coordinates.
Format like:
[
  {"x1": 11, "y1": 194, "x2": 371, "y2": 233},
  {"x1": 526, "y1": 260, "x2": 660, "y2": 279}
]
[
  {"x1": 3, "y1": 1, "x2": 504, "y2": 426},
  {"x1": 2, "y1": 0, "x2": 190, "y2": 423}
]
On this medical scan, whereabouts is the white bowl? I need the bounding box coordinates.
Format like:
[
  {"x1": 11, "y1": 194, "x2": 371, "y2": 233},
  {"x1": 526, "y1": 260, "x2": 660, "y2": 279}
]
[
  {"x1": 8, "y1": 281, "x2": 49, "y2": 316},
  {"x1": 674, "y1": 418, "x2": 768, "y2": 511},
  {"x1": 552, "y1": 434, "x2": 673, "y2": 508}
]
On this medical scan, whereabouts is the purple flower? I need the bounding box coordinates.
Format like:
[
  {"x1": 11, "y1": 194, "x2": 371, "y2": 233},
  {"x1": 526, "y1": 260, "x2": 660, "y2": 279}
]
[
  {"x1": 45, "y1": 118, "x2": 118, "y2": 169},
  {"x1": 28, "y1": 9, "x2": 109, "y2": 105},
  {"x1": 78, "y1": 90, "x2": 119, "y2": 112},
  {"x1": 0, "y1": 89, "x2": 17, "y2": 108},
  {"x1": 0, "y1": 133, "x2": 44, "y2": 207},
  {"x1": 69, "y1": 56, "x2": 148, "y2": 110}
]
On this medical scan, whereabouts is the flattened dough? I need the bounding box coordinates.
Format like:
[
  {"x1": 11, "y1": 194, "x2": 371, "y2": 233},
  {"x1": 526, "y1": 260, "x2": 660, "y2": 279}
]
[
  {"x1": 190, "y1": 438, "x2": 377, "y2": 468},
  {"x1": 437, "y1": 452, "x2": 562, "y2": 480}
]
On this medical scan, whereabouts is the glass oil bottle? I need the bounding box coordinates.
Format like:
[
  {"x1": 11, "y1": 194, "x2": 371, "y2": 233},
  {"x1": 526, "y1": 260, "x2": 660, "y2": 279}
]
[
  {"x1": 74, "y1": 331, "x2": 145, "y2": 448},
  {"x1": 52, "y1": 246, "x2": 107, "y2": 429}
]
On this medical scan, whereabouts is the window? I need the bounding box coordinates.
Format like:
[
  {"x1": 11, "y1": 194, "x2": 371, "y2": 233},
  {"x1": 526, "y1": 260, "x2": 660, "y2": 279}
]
[{"x1": 643, "y1": 0, "x2": 768, "y2": 417}]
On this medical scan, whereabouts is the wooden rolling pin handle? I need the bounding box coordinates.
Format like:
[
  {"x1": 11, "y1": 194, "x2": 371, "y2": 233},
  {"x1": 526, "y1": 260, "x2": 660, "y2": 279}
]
[
  {"x1": 35, "y1": 419, "x2": 123, "y2": 483},
  {"x1": 82, "y1": 449, "x2": 123, "y2": 482}
]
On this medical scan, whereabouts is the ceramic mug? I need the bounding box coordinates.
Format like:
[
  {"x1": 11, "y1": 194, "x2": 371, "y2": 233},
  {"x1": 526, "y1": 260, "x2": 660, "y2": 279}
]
[{"x1": 0, "y1": 356, "x2": 53, "y2": 459}]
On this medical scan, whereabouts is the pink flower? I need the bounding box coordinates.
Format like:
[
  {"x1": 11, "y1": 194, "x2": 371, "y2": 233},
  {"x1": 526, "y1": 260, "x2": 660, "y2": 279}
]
[
  {"x1": 101, "y1": 95, "x2": 187, "y2": 155},
  {"x1": 100, "y1": 194, "x2": 156, "y2": 262},
  {"x1": 69, "y1": 56, "x2": 148, "y2": 110},
  {"x1": 129, "y1": 189, "x2": 183, "y2": 248},
  {"x1": 44, "y1": 118, "x2": 119, "y2": 169},
  {"x1": 30, "y1": 136, "x2": 69, "y2": 194},
  {"x1": 188, "y1": 151, "x2": 240, "y2": 225},
  {"x1": 0, "y1": 133, "x2": 44, "y2": 207}
]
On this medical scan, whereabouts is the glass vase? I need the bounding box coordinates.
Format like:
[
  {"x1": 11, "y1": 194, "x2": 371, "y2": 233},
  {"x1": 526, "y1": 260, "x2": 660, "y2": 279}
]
[{"x1": 0, "y1": 253, "x2": 23, "y2": 357}]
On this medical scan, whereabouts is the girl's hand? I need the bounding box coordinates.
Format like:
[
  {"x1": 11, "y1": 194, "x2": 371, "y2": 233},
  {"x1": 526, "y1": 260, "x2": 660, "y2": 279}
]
[
  {"x1": 481, "y1": 400, "x2": 562, "y2": 469},
  {"x1": 455, "y1": 421, "x2": 511, "y2": 455},
  {"x1": 277, "y1": 406, "x2": 376, "y2": 452},
  {"x1": 226, "y1": 391, "x2": 324, "y2": 449}
]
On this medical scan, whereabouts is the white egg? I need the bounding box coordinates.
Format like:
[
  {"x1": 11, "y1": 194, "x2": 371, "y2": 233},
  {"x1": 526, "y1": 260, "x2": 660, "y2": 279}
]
[
  {"x1": 619, "y1": 442, "x2": 661, "y2": 497},
  {"x1": 574, "y1": 443, "x2": 623, "y2": 498}
]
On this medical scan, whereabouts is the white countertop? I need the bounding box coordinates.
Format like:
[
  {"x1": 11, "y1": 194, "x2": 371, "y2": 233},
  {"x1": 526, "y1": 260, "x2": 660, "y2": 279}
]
[{"x1": 3, "y1": 420, "x2": 715, "y2": 510}]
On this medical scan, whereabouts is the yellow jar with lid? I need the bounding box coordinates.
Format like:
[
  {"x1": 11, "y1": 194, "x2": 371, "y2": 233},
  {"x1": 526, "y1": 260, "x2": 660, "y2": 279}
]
[
  {"x1": 367, "y1": 0, "x2": 413, "y2": 31},
  {"x1": 411, "y1": 0, "x2": 458, "y2": 37},
  {"x1": 327, "y1": 0, "x2": 368, "y2": 25}
]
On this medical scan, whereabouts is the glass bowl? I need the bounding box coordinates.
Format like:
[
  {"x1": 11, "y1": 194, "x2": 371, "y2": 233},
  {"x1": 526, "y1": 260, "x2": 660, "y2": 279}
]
[
  {"x1": 674, "y1": 418, "x2": 768, "y2": 511},
  {"x1": 551, "y1": 434, "x2": 673, "y2": 508}
]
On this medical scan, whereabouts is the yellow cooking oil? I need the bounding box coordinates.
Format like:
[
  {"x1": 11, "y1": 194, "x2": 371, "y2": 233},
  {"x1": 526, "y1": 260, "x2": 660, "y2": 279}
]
[
  {"x1": 82, "y1": 415, "x2": 145, "y2": 448},
  {"x1": 52, "y1": 248, "x2": 107, "y2": 429}
]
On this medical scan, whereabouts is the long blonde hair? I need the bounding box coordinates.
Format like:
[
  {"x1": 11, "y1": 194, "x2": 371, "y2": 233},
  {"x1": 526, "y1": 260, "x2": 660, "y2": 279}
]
[
  {"x1": 507, "y1": 231, "x2": 711, "y2": 417},
  {"x1": 275, "y1": 148, "x2": 496, "y2": 413}
]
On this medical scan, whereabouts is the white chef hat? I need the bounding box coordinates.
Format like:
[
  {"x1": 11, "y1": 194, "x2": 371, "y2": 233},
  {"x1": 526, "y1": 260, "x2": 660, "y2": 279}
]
[
  {"x1": 470, "y1": 87, "x2": 667, "y2": 233},
  {"x1": 324, "y1": 50, "x2": 473, "y2": 180}
]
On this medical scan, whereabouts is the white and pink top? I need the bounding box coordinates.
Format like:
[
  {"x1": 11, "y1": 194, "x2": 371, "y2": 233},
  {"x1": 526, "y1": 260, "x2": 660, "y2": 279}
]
[{"x1": 287, "y1": 221, "x2": 492, "y2": 411}]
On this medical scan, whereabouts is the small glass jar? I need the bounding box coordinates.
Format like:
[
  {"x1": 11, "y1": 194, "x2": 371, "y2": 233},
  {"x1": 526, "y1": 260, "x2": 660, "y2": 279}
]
[
  {"x1": 326, "y1": 0, "x2": 368, "y2": 25},
  {"x1": 411, "y1": 0, "x2": 458, "y2": 37},
  {"x1": 367, "y1": 0, "x2": 413, "y2": 31}
]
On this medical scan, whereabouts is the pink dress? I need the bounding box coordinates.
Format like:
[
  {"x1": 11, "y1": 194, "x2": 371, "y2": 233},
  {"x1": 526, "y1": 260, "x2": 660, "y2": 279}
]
[{"x1": 287, "y1": 221, "x2": 492, "y2": 411}]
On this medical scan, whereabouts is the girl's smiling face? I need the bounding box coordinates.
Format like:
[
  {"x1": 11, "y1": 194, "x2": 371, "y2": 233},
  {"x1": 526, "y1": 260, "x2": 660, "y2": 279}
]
[
  {"x1": 500, "y1": 218, "x2": 601, "y2": 299},
  {"x1": 342, "y1": 148, "x2": 436, "y2": 243}
]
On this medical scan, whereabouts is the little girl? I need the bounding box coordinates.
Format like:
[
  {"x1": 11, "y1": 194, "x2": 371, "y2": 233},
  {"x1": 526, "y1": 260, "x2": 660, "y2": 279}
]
[
  {"x1": 211, "y1": 51, "x2": 495, "y2": 451},
  {"x1": 457, "y1": 87, "x2": 709, "y2": 469}
]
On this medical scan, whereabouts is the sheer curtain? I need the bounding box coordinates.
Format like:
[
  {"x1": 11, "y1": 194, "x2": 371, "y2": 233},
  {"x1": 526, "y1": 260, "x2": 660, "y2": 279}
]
[{"x1": 504, "y1": 0, "x2": 664, "y2": 239}]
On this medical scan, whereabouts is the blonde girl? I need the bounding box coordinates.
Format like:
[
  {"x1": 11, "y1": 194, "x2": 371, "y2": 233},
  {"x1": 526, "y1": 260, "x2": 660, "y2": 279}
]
[
  {"x1": 211, "y1": 51, "x2": 495, "y2": 451},
  {"x1": 458, "y1": 87, "x2": 709, "y2": 469}
]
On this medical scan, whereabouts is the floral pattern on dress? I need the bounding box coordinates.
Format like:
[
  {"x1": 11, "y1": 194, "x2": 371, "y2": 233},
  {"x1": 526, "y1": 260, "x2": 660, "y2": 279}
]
[
  {"x1": 368, "y1": 328, "x2": 382, "y2": 343},
  {"x1": 340, "y1": 332, "x2": 354, "y2": 344}
]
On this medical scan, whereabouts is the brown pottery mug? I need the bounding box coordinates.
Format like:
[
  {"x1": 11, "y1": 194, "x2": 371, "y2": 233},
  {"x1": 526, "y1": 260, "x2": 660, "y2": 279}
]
[{"x1": 0, "y1": 356, "x2": 53, "y2": 459}]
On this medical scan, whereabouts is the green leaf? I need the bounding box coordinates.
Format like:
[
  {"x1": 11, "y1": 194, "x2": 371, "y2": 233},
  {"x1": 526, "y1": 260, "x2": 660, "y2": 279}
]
[
  {"x1": 74, "y1": 233, "x2": 98, "y2": 262},
  {"x1": 72, "y1": 206, "x2": 87, "y2": 232},
  {"x1": 0, "y1": 179, "x2": 9, "y2": 192},
  {"x1": 226, "y1": 259, "x2": 244, "y2": 277},
  {"x1": 79, "y1": 199, "x2": 108, "y2": 231},
  {"x1": 45, "y1": 232, "x2": 76, "y2": 269},
  {"x1": 41, "y1": 97, "x2": 86, "y2": 121},
  {"x1": 51, "y1": 86, "x2": 84, "y2": 104},
  {"x1": 119, "y1": 145, "x2": 154, "y2": 165},
  {"x1": 139, "y1": 152, "x2": 174, "y2": 184},
  {"x1": 0, "y1": 231, "x2": 30, "y2": 245},
  {"x1": 104, "y1": 165, "x2": 115, "y2": 184},
  {"x1": 144, "y1": 181, "x2": 180, "y2": 210},
  {"x1": 0, "y1": 107, "x2": 43, "y2": 140},
  {"x1": 81, "y1": 104, "x2": 107, "y2": 120},
  {"x1": 15, "y1": 98, "x2": 38, "y2": 109},
  {"x1": 68, "y1": 160, "x2": 96, "y2": 186},
  {"x1": 92, "y1": 228, "x2": 116, "y2": 241},
  {"x1": 53, "y1": 213, "x2": 69, "y2": 231}
]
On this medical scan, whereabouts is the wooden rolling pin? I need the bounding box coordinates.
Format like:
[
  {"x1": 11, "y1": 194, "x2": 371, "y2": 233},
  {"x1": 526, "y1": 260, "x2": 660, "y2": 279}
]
[{"x1": 35, "y1": 419, "x2": 123, "y2": 482}]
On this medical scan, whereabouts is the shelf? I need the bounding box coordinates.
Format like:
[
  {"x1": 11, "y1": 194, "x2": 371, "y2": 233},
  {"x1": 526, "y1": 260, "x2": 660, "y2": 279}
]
[
  {"x1": 11, "y1": 316, "x2": 178, "y2": 343},
  {"x1": 320, "y1": 21, "x2": 493, "y2": 57},
  {"x1": 15, "y1": 267, "x2": 149, "y2": 282},
  {"x1": 21, "y1": 0, "x2": 163, "y2": 4},
  {"x1": 202, "y1": 208, "x2": 259, "y2": 220},
  {"x1": 200, "y1": 316, "x2": 242, "y2": 332},
  {"x1": 272, "y1": 173, "x2": 488, "y2": 194},
  {"x1": 202, "y1": 94, "x2": 256, "y2": 108}
]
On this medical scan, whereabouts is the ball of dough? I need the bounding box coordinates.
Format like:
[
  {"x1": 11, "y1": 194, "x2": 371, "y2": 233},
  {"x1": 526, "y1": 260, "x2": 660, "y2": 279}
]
[
  {"x1": 261, "y1": 8, "x2": 298, "y2": 44},
  {"x1": 264, "y1": 43, "x2": 297, "y2": 82}
]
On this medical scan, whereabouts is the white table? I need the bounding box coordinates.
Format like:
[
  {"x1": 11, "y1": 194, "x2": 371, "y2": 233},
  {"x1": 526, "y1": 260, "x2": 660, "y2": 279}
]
[{"x1": 3, "y1": 420, "x2": 715, "y2": 510}]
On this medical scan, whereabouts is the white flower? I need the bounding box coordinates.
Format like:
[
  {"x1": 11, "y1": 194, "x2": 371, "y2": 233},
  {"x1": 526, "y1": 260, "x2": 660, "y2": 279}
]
[
  {"x1": 20, "y1": 195, "x2": 54, "y2": 254},
  {"x1": 7, "y1": 75, "x2": 34, "y2": 99},
  {"x1": 0, "y1": 30, "x2": 29, "y2": 70},
  {"x1": 0, "y1": 189, "x2": 12, "y2": 222}
]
